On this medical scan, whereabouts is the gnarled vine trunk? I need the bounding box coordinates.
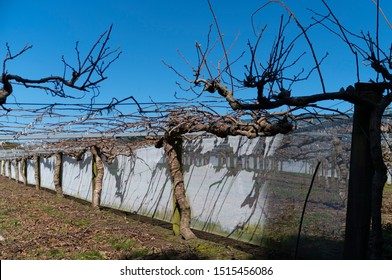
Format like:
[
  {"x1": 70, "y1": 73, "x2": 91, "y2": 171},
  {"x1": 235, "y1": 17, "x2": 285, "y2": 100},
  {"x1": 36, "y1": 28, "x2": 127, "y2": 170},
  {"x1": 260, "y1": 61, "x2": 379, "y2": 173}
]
[
  {"x1": 21, "y1": 158, "x2": 27, "y2": 186},
  {"x1": 162, "y1": 137, "x2": 196, "y2": 240},
  {"x1": 13, "y1": 159, "x2": 19, "y2": 183},
  {"x1": 34, "y1": 155, "x2": 40, "y2": 190},
  {"x1": 54, "y1": 152, "x2": 64, "y2": 197},
  {"x1": 91, "y1": 146, "x2": 104, "y2": 210},
  {"x1": 7, "y1": 160, "x2": 11, "y2": 180}
]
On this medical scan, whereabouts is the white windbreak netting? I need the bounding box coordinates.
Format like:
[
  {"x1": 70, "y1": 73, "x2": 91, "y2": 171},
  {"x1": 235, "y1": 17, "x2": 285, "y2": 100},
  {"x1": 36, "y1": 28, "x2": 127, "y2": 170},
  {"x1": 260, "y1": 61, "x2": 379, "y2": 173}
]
[
  {"x1": 61, "y1": 153, "x2": 93, "y2": 201},
  {"x1": 101, "y1": 147, "x2": 173, "y2": 221},
  {"x1": 0, "y1": 132, "x2": 350, "y2": 253},
  {"x1": 26, "y1": 159, "x2": 35, "y2": 185},
  {"x1": 40, "y1": 157, "x2": 55, "y2": 190}
]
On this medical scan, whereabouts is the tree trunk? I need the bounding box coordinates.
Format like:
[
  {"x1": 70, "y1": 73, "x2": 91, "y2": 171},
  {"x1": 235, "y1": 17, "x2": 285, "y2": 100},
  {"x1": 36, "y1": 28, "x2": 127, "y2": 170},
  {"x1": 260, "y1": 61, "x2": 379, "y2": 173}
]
[
  {"x1": 21, "y1": 158, "x2": 27, "y2": 186},
  {"x1": 54, "y1": 153, "x2": 64, "y2": 197},
  {"x1": 163, "y1": 137, "x2": 196, "y2": 240},
  {"x1": 14, "y1": 159, "x2": 19, "y2": 183},
  {"x1": 332, "y1": 138, "x2": 348, "y2": 204},
  {"x1": 7, "y1": 160, "x2": 11, "y2": 180},
  {"x1": 91, "y1": 146, "x2": 104, "y2": 210},
  {"x1": 171, "y1": 137, "x2": 182, "y2": 237},
  {"x1": 34, "y1": 155, "x2": 41, "y2": 190}
]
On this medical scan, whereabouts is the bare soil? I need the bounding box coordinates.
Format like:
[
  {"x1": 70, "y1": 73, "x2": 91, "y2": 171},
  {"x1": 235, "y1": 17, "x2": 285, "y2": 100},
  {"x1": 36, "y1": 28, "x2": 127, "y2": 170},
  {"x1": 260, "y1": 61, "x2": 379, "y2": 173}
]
[
  {"x1": 0, "y1": 177, "x2": 263, "y2": 260},
  {"x1": 0, "y1": 176, "x2": 391, "y2": 260}
]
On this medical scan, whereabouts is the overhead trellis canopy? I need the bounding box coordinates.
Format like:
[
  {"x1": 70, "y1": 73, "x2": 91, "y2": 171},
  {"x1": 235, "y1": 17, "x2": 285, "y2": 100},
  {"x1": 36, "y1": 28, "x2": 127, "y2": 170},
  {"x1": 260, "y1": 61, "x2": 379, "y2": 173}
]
[{"x1": 0, "y1": 97, "x2": 241, "y2": 144}]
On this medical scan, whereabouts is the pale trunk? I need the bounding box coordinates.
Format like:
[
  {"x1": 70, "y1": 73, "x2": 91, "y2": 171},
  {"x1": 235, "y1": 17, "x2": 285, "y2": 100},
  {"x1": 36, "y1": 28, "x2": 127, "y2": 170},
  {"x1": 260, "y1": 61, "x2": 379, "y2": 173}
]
[
  {"x1": 54, "y1": 153, "x2": 63, "y2": 197},
  {"x1": 163, "y1": 138, "x2": 196, "y2": 240},
  {"x1": 91, "y1": 146, "x2": 104, "y2": 210},
  {"x1": 14, "y1": 160, "x2": 19, "y2": 183},
  {"x1": 21, "y1": 158, "x2": 27, "y2": 186},
  {"x1": 7, "y1": 160, "x2": 11, "y2": 180},
  {"x1": 34, "y1": 155, "x2": 40, "y2": 190}
]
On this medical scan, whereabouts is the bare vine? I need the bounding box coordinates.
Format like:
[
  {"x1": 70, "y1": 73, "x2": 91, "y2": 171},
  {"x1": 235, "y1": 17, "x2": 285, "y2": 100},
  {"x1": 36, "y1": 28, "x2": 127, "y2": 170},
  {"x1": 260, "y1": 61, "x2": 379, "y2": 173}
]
[{"x1": 0, "y1": 25, "x2": 121, "y2": 109}]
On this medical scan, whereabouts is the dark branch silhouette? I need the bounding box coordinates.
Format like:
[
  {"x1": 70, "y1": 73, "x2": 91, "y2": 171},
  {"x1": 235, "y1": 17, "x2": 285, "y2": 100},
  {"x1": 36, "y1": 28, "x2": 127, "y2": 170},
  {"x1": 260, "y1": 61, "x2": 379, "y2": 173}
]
[{"x1": 0, "y1": 25, "x2": 121, "y2": 109}]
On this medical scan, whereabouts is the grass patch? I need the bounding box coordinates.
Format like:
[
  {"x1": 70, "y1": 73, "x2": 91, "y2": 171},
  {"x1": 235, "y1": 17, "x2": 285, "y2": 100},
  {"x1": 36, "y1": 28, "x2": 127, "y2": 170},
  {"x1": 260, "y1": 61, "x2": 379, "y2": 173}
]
[
  {"x1": 109, "y1": 237, "x2": 136, "y2": 251},
  {"x1": 75, "y1": 250, "x2": 105, "y2": 260},
  {"x1": 0, "y1": 218, "x2": 21, "y2": 230},
  {"x1": 73, "y1": 219, "x2": 91, "y2": 228},
  {"x1": 128, "y1": 248, "x2": 150, "y2": 259},
  {"x1": 195, "y1": 243, "x2": 221, "y2": 256},
  {"x1": 0, "y1": 209, "x2": 11, "y2": 216},
  {"x1": 48, "y1": 248, "x2": 67, "y2": 259}
]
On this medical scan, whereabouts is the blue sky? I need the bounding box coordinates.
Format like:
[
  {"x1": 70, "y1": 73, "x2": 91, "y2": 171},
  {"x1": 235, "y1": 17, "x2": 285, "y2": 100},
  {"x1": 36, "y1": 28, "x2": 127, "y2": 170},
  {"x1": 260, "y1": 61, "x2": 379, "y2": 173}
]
[{"x1": 1, "y1": 0, "x2": 391, "y2": 114}]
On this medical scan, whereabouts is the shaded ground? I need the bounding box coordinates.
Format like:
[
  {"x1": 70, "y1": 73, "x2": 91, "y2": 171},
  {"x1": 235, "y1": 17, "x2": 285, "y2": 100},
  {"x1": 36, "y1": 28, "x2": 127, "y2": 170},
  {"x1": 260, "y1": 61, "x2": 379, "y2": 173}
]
[
  {"x1": 0, "y1": 176, "x2": 391, "y2": 259},
  {"x1": 0, "y1": 177, "x2": 263, "y2": 260}
]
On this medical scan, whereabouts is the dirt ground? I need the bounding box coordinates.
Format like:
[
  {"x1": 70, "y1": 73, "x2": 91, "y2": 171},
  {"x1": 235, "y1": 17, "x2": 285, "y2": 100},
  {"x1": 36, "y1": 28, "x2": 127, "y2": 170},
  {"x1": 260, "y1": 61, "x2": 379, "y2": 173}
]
[
  {"x1": 0, "y1": 176, "x2": 264, "y2": 260},
  {"x1": 0, "y1": 176, "x2": 391, "y2": 260}
]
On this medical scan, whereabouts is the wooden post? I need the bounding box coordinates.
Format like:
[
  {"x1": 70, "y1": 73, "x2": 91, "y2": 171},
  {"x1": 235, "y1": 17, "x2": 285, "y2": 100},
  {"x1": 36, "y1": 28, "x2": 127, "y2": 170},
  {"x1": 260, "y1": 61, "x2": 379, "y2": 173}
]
[
  {"x1": 91, "y1": 147, "x2": 104, "y2": 210},
  {"x1": 54, "y1": 153, "x2": 63, "y2": 197},
  {"x1": 34, "y1": 155, "x2": 41, "y2": 190},
  {"x1": 344, "y1": 90, "x2": 381, "y2": 259}
]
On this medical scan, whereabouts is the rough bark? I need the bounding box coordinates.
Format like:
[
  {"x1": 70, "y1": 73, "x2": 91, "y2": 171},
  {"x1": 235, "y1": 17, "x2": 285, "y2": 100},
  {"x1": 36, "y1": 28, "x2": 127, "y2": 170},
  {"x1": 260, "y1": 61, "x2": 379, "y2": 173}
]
[
  {"x1": 34, "y1": 155, "x2": 41, "y2": 190},
  {"x1": 14, "y1": 160, "x2": 19, "y2": 183},
  {"x1": 21, "y1": 158, "x2": 27, "y2": 186},
  {"x1": 7, "y1": 160, "x2": 11, "y2": 180},
  {"x1": 54, "y1": 153, "x2": 64, "y2": 197},
  {"x1": 163, "y1": 137, "x2": 196, "y2": 240},
  {"x1": 332, "y1": 137, "x2": 349, "y2": 205},
  {"x1": 91, "y1": 146, "x2": 104, "y2": 210},
  {"x1": 368, "y1": 108, "x2": 387, "y2": 259}
]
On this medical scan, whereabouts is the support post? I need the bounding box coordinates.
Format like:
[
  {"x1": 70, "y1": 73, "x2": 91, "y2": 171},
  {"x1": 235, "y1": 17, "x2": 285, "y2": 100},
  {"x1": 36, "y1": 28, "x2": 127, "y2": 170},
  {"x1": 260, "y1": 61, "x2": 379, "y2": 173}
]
[{"x1": 344, "y1": 91, "x2": 381, "y2": 259}]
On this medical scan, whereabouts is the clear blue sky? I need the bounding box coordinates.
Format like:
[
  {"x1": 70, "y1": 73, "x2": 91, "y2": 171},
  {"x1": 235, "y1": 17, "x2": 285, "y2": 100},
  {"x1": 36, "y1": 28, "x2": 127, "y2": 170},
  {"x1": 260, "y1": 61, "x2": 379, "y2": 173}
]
[{"x1": 1, "y1": 0, "x2": 391, "y2": 112}]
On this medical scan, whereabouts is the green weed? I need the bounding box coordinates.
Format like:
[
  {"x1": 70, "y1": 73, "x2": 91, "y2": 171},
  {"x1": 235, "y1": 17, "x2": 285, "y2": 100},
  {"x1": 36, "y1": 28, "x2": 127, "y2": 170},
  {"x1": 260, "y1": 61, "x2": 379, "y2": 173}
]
[
  {"x1": 76, "y1": 250, "x2": 105, "y2": 260},
  {"x1": 128, "y1": 248, "x2": 150, "y2": 259},
  {"x1": 48, "y1": 249, "x2": 67, "y2": 259},
  {"x1": 109, "y1": 237, "x2": 136, "y2": 251}
]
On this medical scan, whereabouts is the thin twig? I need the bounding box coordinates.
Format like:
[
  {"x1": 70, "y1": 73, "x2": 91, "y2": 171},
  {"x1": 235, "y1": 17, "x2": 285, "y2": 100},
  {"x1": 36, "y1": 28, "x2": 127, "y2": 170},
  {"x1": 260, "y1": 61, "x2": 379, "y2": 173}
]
[{"x1": 295, "y1": 161, "x2": 321, "y2": 259}]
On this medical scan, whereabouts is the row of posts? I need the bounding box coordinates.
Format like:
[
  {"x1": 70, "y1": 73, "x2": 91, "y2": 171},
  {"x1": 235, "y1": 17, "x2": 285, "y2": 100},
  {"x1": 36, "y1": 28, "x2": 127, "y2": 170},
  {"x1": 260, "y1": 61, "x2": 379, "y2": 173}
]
[{"x1": 0, "y1": 146, "x2": 104, "y2": 209}]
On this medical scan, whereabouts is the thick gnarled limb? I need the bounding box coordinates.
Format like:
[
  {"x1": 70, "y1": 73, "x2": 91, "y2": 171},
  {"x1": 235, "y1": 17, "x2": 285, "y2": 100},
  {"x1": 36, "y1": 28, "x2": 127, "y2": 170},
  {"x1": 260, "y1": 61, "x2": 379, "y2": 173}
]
[{"x1": 162, "y1": 137, "x2": 196, "y2": 240}]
